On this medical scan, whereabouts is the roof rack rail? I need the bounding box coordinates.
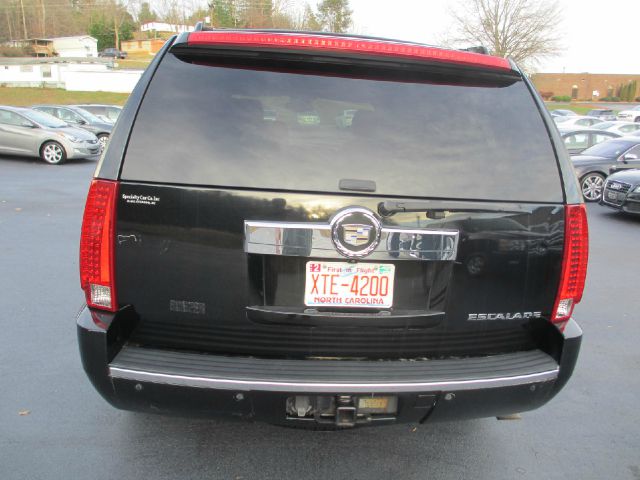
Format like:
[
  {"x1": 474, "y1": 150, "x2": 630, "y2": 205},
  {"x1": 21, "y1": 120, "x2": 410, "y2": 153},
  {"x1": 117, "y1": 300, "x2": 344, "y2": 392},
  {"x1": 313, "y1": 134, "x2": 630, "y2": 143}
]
[{"x1": 461, "y1": 46, "x2": 489, "y2": 55}]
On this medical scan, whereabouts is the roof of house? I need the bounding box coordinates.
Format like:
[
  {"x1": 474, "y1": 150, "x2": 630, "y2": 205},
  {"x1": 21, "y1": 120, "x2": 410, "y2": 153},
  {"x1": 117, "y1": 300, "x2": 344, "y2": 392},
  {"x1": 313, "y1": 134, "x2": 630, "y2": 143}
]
[{"x1": 46, "y1": 35, "x2": 97, "y2": 42}]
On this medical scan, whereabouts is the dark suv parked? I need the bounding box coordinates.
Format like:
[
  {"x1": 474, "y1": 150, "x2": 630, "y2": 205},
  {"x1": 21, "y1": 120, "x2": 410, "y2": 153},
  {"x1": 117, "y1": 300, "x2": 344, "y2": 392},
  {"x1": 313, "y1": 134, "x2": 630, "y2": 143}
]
[
  {"x1": 99, "y1": 48, "x2": 127, "y2": 59},
  {"x1": 77, "y1": 30, "x2": 587, "y2": 428}
]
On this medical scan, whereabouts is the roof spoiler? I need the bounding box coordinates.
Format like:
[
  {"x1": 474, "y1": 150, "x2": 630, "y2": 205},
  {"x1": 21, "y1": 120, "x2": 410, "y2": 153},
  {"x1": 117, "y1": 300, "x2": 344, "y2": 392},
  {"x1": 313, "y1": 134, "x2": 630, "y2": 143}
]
[{"x1": 177, "y1": 29, "x2": 514, "y2": 73}]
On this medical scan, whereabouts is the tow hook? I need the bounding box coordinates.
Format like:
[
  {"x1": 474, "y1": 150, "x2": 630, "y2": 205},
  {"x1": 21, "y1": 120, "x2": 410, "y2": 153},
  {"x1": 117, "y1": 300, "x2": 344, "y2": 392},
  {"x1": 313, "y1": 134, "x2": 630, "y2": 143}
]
[{"x1": 335, "y1": 395, "x2": 357, "y2": 428}]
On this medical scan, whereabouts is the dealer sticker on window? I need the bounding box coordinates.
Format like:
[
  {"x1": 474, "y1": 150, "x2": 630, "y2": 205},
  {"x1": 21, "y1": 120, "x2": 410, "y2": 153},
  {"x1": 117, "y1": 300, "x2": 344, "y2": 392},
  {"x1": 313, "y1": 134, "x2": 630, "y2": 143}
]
[{"x1": 304, "y1": 261, "x2": 395, "y2": 308}]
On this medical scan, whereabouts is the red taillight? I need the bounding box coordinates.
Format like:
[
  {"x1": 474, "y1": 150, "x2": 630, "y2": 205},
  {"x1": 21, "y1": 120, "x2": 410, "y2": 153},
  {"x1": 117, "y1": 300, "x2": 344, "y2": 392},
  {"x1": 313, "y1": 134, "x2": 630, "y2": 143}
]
[
  {"x1": 187, "y1": 31, "x2": 512, "y2": 71},
  {"x1": 80, "y1": 179, "x2": 119, "y2": 312},
  {"x1": 552, "y1": 204, "x2": 589, "y2": 327}
]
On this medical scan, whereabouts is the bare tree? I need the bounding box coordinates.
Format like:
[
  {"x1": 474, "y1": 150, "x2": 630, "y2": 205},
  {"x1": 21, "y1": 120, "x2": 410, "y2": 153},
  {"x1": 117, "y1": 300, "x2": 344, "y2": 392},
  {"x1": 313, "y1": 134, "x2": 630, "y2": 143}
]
[{"x1": 450, "y1": 0, "x2": 562, "y2": 70}]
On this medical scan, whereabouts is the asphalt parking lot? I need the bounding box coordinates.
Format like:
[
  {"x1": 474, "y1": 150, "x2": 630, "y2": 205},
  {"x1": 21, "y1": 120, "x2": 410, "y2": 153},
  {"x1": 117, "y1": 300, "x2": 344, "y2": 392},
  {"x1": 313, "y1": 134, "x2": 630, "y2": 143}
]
[{"x1": 1, "y1": 156, "x2": 639, "y2": 480}]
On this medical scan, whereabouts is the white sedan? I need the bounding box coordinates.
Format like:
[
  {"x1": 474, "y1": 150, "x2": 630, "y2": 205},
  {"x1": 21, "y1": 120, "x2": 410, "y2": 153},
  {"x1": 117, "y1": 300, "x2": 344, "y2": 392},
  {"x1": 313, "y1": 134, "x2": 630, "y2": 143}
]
[
  {"x1": 591, "y1": 121, "x2": 640, "y2": 135},
  {"x1": 617, "y1": 105, "x2": 640, "y2": 122},
  {"x1": 554, "y1": 115, "x2": 603, "y2": 128}
]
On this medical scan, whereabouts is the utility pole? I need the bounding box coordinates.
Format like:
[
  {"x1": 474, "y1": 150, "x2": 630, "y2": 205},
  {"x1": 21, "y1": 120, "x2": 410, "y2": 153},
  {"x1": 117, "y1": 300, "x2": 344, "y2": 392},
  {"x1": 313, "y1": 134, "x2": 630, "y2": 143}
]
[
  {"x1": 40, "y1": 0, "x2": 46, "y2": 37},
  {"x1": 114, "y1": 16, "x2": 120, "y2": 49},
  {"x1": 19, "y1": 0, "x2": 28, "y2": 39}
]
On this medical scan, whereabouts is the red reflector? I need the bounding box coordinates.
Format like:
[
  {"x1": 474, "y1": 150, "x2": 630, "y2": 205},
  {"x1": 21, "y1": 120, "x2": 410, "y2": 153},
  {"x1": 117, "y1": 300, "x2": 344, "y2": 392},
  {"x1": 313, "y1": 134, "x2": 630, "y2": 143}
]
[
  {"x1": 552, "y1": 204, "x2": 589, "y2": 324},
  {"x1": 79, "y1": 179, "x2": 119, "y2": 312},
  {"x1": 187, "y1": 31, "x2": 512, "y2": 71}
]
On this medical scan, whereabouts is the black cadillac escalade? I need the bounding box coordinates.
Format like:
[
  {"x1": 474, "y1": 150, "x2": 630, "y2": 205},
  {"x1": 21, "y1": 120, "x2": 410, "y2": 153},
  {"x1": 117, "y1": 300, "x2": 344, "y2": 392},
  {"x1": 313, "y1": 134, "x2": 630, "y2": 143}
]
[{"x1": 77, "y1": 28, "x2": 588, "y2": 428}]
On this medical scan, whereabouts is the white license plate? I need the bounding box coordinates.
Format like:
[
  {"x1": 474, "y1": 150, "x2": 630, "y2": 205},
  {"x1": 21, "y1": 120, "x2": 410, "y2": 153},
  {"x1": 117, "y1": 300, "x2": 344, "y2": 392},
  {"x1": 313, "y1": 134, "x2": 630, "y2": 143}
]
[{"x1": 304, "y1": 261, "x2": 395, "y2": 308}]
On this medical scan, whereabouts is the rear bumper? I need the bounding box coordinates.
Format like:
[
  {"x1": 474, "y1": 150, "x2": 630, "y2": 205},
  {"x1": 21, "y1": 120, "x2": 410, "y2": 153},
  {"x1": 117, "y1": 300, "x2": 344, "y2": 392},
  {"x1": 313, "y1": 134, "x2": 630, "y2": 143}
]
[{"x1": 77, "y1": 306, "x2": 582, "y2": 425}]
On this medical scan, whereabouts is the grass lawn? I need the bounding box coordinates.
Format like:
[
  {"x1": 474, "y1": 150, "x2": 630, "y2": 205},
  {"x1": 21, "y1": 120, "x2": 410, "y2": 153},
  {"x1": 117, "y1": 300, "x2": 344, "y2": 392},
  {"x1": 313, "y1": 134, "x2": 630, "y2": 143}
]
[
  {"x1": 544, "y1": 103, "x2": 595, "y2": 115},
  {"x1": 112, "y1": 52, "x2": 154, "y2": 70},
  {"x1": 0, "y1": 87, "x2": 129, "y2": 106}
]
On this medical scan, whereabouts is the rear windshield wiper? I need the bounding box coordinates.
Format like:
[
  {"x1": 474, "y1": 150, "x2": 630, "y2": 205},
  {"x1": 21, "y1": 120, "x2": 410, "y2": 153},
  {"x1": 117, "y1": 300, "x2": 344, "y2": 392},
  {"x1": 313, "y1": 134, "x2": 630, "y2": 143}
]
[{"x1": 378, "y1": 200, "x2": 532, "y2": 218}]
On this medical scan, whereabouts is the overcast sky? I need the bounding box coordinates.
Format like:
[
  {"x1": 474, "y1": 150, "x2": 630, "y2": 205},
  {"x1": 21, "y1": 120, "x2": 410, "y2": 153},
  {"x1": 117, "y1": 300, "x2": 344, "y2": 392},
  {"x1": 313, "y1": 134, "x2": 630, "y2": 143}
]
[{"x1": 348, "y1": 0, "x2": 640, "y2": 74}]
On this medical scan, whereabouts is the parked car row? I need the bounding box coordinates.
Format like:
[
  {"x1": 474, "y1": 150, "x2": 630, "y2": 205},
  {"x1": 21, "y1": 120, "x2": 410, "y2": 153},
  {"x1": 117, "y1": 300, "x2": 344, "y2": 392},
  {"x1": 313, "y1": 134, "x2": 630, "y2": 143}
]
[
  {"x1": 0, "y1": 103, "x2": 121, "y2": 165},
  {"x1": 570, "y1": 137, "x2": 640, "y2": 202},
  {"x1": 549, "y1": 107, "x2": 640, "y2": 205}
]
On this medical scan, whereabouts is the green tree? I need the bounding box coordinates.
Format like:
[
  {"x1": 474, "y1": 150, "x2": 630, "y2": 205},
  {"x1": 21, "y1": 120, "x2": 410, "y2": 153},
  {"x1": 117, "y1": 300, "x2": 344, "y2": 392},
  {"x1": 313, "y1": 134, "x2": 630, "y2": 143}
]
[
  {"x1": 138, "y1": 2, "x2": 157, "y2": 25},
  {"x1": 302, "y1": 4, "x2": 321, "y2": 31},
  {"x1": 630, "y1": 81, "x2": 638, "y2": 101},
  {"x1": 89, "y1": 14, "x2": 134, "y2": 50},
  {"x1": 208, "y1": 0, "x2": 238, "y2": 27},
  {"x1": 316, "y1": 0, "x2": 352, "y2": 33},
  {"x1": 620, "y1": 83, "x2": 629, "y2": 102}
]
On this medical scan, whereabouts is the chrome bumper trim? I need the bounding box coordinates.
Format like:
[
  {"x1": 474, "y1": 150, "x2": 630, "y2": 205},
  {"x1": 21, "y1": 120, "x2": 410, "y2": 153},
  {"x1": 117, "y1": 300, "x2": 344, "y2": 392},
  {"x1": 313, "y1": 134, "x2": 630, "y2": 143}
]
[{"x1": 109, "y1": 367, "x2": 558, "y2": 393}]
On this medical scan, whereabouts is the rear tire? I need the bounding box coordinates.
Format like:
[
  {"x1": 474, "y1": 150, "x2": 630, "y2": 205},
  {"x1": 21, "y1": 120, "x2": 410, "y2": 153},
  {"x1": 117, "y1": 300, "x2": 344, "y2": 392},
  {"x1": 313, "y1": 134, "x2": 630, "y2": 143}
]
[
  {"x1": 580, "y1": 173, "x2": 605, "y2": 202},
  {"x1": 40, "y1": 141, "x2": 67, "y2": 165}
]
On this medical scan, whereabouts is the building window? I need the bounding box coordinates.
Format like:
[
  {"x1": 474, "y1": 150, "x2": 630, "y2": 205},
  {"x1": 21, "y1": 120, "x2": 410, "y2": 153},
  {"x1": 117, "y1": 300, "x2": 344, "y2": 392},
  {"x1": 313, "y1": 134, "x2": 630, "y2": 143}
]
[
  {"x1": 20, "y1": 65, "x2": 33, "y2": 73},
  {"x1": 40, "y1": 66, "x2": 52, "y2": 78}
]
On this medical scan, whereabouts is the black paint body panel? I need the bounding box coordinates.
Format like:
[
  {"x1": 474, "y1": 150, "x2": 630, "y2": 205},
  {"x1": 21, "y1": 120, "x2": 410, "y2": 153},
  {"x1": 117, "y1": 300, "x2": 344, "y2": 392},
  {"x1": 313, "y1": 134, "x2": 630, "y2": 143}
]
[{"x1": 116, "y1": 182, "x2": 563, "y2": 359}]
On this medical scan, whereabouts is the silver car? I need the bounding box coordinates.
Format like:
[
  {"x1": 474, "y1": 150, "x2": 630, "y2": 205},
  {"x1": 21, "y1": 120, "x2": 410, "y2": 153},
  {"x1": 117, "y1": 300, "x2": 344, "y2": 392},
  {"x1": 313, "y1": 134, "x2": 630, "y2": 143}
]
[
  {"x1": 0, "y1": 106, "x2": 100, "y2": 165},
  {"x1": 73, "y1": 104, "x2": 122, "y2": 124}
]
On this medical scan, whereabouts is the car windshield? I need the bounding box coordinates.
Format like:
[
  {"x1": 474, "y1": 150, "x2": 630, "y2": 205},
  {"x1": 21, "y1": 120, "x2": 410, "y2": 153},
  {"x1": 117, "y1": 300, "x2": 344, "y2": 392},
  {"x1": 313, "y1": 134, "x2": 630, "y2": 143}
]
[
  {"x1": 123, "y1": 53, "x2": 563, "y2": 202},
  {"x1": 73, "y1": 107, "x2": 102, "y2": 123},
  {"x1": 554, "y1": 116, "x2": 571, "y2": 123},
  {"x1": 581, "y1": 140, "x2": 637, "y2": 158},
  {"x1": 593, "y1": 122, "x2": 614, "y2": 129},
  {"x1": 23, "y1": 109, "x2": 67, "y2": 128}
]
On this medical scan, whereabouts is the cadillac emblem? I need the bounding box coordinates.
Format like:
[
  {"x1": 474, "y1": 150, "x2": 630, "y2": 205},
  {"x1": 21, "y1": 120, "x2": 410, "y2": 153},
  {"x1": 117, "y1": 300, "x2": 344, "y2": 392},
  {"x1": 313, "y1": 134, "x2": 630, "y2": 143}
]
[
  {"x1": 330, "y1": 207, "x2": 382, "y2": 258},
  {"x1": 342, "y1": 224, "x2": 374, "y2": 247}
]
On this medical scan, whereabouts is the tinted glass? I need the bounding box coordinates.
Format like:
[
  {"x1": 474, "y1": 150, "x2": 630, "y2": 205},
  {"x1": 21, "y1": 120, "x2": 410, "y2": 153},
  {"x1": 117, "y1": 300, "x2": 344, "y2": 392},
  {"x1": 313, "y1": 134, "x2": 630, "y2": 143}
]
[
  {"x1": 582, "y1": 140, "x2": 637, "y2": 158},
  {"x1": 72, "y1": 107, "x2": 102, "y2": 123},
  {"x1": 57, "y1": 108, "x2": 82, "y2": 122},
  {"x1": 23, "y1": 109, "x2": 67, "y2": 128},
  {"x1": 564, "y1": 133, "x2": 589, "y2": 150},
  {"x1": 594, "y1": 133, "x2": 615, "y2": 144},
  {"x1": 0, "y1": 109, "x2": 26, "y2": 126},
  {"x1": 123, "y1": 52, "x2": 562, "y2": 202}
]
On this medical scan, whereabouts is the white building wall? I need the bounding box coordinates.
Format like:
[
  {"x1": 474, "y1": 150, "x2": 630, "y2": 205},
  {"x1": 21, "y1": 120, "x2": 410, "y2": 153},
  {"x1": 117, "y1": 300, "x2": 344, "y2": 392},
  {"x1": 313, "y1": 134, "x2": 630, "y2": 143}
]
[
  {"x1": 63, "y1": 70, "x2": 143, "y2": 93},
  {"x1": 140, "y1": 22, "x2": 194, "y2": 33},
  {"x1": 0, "y1": 60, "x2": 141, "y2": 92},
  {"x1": 0, "y1": 64, "x2": 64, "y2": 84},
  {"x1": 51, "y1": 37, "x2": 98, "y2": 58}
]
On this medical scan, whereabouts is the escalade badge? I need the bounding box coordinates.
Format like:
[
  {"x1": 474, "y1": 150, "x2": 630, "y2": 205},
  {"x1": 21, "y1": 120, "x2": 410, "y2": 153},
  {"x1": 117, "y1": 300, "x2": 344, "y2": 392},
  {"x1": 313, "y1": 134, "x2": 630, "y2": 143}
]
[{"x1": 330, "y1": 207, "x2": 382, "y2": 258}]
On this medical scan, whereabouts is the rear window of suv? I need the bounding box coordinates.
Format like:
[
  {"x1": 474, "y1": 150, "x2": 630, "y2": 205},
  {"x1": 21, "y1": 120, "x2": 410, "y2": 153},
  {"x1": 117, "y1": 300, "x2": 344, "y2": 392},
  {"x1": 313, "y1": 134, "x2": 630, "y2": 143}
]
[{"x1": 122, "y1": 51, "x2": 562, "y2": 202}]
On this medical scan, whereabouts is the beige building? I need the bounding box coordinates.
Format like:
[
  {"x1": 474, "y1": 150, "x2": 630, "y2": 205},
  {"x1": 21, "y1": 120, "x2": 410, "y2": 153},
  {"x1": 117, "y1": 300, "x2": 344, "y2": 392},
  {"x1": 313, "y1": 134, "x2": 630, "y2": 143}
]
[{"x1": 532, "y1": 73, "x2": 640, "y2": 101}]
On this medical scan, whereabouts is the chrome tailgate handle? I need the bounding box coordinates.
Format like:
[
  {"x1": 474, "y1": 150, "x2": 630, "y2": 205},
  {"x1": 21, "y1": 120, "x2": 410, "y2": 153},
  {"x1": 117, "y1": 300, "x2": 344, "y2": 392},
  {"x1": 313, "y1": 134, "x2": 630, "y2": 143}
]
[{"x1": 244, "y1": 220, "x2": 458, "y2": 261}]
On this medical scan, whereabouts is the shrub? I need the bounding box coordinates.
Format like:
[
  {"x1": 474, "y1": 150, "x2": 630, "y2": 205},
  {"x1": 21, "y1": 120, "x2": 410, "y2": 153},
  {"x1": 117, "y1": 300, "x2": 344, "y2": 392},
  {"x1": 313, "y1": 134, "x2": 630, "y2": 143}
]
[
  {"x1": 600, "y1": 96, "x2": 620, "y2": 102},
  {"x1": 551, "y1": 95, "x2": 572, "y2": 102}
]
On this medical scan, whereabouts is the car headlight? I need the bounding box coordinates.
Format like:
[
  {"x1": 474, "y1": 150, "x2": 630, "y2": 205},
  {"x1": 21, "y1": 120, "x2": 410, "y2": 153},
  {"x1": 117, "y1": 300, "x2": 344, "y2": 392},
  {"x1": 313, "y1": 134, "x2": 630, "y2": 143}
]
[{"x1": 634, "y1": 185, "x2": 640, "y2": 193}]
